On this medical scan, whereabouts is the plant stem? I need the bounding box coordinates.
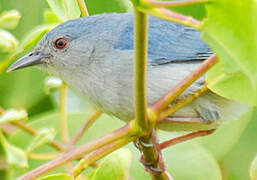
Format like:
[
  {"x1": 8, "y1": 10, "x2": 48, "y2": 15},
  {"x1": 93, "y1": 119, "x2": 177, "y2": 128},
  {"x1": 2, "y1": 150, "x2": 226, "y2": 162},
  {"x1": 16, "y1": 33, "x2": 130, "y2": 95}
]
[
  {"x1": 144, "y1": 0, "x2": 209, "y2": 8},
  {"x1": 142, "y1": 8, "x2": 202, "y2": 30},
  {"x1": 27, "y1": 153, "x2": 59, "y2": 161},
  {"x1": 150, "y1": 54, "x2": 218, "y2": 116},
  {"x1": 139, "y1": 130, "x2": 172, "y2": 180},
  {"x1": 71, "y1": 109, "x2": 102, "y2": 145},
  {"x1": 72, "y1": 137, "x2": 134, "y2": 178},
  {"x1": 60, "y1": 82, "x2": 69, "y2": 144},
  {"x1": 77, "y1": 0, "x2": 89, "y2": 17},
  {"x1": 158, "y1": 86, "x2": 208, "y2": 121},
  {"x1": 17, "y1": 123, "x2": 135, "y2": 180},
  {"x1": 160, "y1": 129, "x2": 215, "y2": 149},
  {"x1": 134, "y1": 9, "x2": 149, "y2": 131},
  {"x1": 11, "y1": 121, "x2": 64, "y2": 151}
]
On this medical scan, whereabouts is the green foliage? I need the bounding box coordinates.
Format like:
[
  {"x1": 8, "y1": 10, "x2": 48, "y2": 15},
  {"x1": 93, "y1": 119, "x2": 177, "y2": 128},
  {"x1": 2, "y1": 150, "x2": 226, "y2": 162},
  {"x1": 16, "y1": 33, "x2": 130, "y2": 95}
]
[
  {"x1": 250, "y1": 154, "x2": 257, "y2": 180},
  {"x1": 0, "y1": 131, "x2": 28, "y2": 168},
  {"x1": 0, "y1": 29, "x2": 19, "y2": 53},
  {"x1": 46, "y1": 0, "x2": 81, "y2": 21},
  {"x1": 26, "y1": 128, "x2": 55, "y2": 153},
  {"x1": 203, "y1": 0, "x2": 257, "y2": 106},
  {"x1": 0, "y1": 10, "x2": 21, "y2": 30},
  {"x1": 39, "y1": 174, "x2": 72, "y2": 180},
  {"x1": 88, "y1": 149, "x2": 132, "y2": 180},
  {"x1": 0, "y1": 0, "x2": 256, "y2": 180},
  {"x1": 0, "y1": 109, "x2": 27, "y2": 124}
]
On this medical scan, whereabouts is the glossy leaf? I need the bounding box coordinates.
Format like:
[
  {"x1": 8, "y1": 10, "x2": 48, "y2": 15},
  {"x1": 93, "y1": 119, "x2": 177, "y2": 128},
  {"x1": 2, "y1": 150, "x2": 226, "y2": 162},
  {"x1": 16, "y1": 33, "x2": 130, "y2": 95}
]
[
  {"x1": 21, "y1": 24, "x2": 56, "y2": 50},
  {"x1": 44, "y1": 9, "x2": 62, "y2": 24},
  {"x1": 0, "y1": 109, "x2": 27, "y2": 124},
  {"x1": 39, "y1": 174, "x2": 72, "y2": 180},
  {"x1": 26, "y1": 128, "x2": 55, "y2": 153},
  {"x1": 250, "y1": 154, "x2": 257, "y2": 180},
  {"x1": 0, "y1": 10, "x2": 21, "y2": 30},
  {"x1": 90, "y1": 148, "x2": 132, "y2": 180},
  {"x1": 203, "y1": 0, "x2": 257, "y2": 105},
  {"x1": 0, "y1": 29, "x2": 19, "y2": 53},
  {"x1": 46, "y1": 0, "x2": 81, "y2": 21},
  {"x1": 197, "y1": 108, "x2": 253, "y2": 159},
  {"x1": 0, "y1": 131, "x2": 27, "y2": 168}
]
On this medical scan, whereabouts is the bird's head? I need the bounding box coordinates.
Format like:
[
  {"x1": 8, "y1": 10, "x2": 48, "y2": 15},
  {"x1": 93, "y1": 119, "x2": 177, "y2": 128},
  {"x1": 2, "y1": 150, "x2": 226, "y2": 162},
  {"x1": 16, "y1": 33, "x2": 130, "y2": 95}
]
[{"x1": 7, "y1": 18, "x2": 97, "y2": 76}]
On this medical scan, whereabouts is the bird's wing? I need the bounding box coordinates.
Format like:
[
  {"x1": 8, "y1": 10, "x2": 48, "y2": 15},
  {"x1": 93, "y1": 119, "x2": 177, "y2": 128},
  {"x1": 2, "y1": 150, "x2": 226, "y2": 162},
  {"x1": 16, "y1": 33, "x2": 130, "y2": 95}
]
[{"x1": 114, "y1": 14, "x2": 213, "y2": 65}]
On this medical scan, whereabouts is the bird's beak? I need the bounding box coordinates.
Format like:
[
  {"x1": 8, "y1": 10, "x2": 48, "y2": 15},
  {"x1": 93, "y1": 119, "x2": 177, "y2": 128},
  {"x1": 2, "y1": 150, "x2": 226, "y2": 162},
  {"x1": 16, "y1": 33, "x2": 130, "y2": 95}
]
[{"x1": 7, "y1": 52, "x2": 51, "y2": 72}]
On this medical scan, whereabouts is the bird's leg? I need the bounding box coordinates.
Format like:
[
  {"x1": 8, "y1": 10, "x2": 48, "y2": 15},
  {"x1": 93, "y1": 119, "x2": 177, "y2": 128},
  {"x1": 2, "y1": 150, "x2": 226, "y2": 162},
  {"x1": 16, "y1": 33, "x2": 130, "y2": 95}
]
[{"x1": 137, "y1": 130, "x2": 167, "y2": 175}]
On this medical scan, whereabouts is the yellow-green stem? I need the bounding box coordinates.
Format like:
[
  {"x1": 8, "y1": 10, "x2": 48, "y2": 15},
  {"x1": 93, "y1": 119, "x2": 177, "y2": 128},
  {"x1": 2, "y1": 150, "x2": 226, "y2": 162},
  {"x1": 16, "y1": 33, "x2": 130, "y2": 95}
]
[
  {"x1": 77, "y1": 0, "x2": 89, "y2": 17},
  {"x1": 72, "y1": 137, "x2": 134, "y2": 178},
  {"x1": 17, "y1": 123, "x2": 135, "y2": 180},
  {"x1": 134, "y1": 9, "x2": 149, "y2": 131},
  {"x1": 144, "y1": 0, "x2": 209, "y2": 8},
  {"x1": 71, "y1": 109, "x2": 102, "y2": 145},
  {"x1": 60, "y1": 82, "x2": 69, "y2": 144},
  {"x1": 159, "y1": 86, "x2": 208, "y2": 121}
]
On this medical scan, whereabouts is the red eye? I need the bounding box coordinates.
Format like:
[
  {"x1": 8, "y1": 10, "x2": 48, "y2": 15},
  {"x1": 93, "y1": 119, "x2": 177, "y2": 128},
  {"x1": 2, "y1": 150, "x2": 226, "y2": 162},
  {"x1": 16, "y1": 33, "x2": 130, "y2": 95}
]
[{"x1": 55, "y1": 38, "x2": 68, "y2": 49}]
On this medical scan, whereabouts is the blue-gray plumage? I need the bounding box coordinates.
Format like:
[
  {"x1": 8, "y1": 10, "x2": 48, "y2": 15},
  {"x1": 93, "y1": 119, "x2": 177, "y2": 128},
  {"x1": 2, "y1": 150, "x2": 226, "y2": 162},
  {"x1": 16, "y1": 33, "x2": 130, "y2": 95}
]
[{"x1": 8, "y1": 13, "x2": 248, "y2": 131}]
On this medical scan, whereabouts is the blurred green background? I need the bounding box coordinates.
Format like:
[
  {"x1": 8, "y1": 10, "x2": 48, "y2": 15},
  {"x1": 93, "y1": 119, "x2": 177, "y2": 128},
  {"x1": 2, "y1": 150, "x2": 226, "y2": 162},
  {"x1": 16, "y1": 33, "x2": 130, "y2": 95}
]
[{"x1": 0, "y1": 0, "x2": 256, "y2": 180}]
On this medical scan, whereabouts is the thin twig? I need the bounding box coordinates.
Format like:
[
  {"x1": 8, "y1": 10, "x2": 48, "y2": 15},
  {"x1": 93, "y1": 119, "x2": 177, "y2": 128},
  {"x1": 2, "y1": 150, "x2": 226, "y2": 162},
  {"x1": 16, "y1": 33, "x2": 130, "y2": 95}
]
[
  {"x1": 150, "y1": 54, "x2": 218, "y2": 116},
  {"x1": 144, "y1": 0, "x2": 209, "y2": 8},
  {"x1": 17, "y1": 123, "x2": 135, "y2": 180},
  {"x1": 72, "y1": 137, "x2": 134, "y2": 177},
  {"x1": 60, "y1": 82, "x2": 69, "y2": 144},
  {"x1": 160, "y1": 129, "x2": 215, "y2": 149},
  {"x1": 77, "y1": 0, "x2": 89, "y2": 17},
  {"x1": 141, "y1": 8, "x2": 202, "y2": 30},
  {"x1": 27, "y1": 153, "x2": 59, "y2": 161},
  {"x1": 71, "y1": 109, "x2": 102, "y2": 145},
  {"x1": 11, "y1": 121, "x2": 64, "y2": 151},
  {"x1": 134, "y1": 8, "x2": 149, "y2": 131},
  {"x1": 158, "y1": 86, "x2": 208, "y2": 121}
]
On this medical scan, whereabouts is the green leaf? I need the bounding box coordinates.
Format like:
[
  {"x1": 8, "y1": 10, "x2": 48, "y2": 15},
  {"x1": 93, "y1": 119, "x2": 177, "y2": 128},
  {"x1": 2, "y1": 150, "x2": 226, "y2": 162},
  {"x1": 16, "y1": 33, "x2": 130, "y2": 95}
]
[
  {"x1": 0, "y1": 109, "x2": 27, "y2": 124},
  {"x1": 0, "y1": 131, "x2": 28, "y2": 168},
  {"x1": 90, "y1": 148, "x2": 132, "y2": 180},
  {"x1": 38, "y1": 174, "x2": 72, "y2": 180},
  {"x1": 86, "y1": 0, "x2": 132, "y2": 14},
  {"x1": 0, "y1": 10, "x2": 21, "y2": 30},
  {"x1": 21, "y1": 24, "x2": 56, "y2": 50},
  {"x1": 250, "y1": 154, "x2": 257, "y2": 180},
  {"x1": 44, "y1": 9, "x2": 62, "y2": 24},
  {"x1": 0, "y1": 29, "x2": 19, "y2": 53},
  {"x1": 202, "y1": 0, "x2": 257, "y2": 105},
  {"x1": 46, "y1": 0, "x2": 81, "y2": 21},
  {"x1": 198, "y1": 108, "x2": 253, "y2": 159},
  {"x1": 26, "y1": 128, "x2": 55, "y2": 153},
  {"x1": 44, "y1": 76, "x2": 63, "y2": 94}
]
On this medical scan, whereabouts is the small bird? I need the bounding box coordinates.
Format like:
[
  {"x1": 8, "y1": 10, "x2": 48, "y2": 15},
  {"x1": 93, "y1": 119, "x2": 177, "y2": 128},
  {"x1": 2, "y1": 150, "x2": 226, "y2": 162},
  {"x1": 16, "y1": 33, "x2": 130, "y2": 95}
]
[{"x1": 8, "y1": 13, "x2": 248, "y2": 131}]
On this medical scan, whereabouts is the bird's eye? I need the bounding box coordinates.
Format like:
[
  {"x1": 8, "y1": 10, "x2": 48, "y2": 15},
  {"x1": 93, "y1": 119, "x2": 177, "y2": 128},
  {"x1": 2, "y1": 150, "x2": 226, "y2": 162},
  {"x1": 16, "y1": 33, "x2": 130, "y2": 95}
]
[{"x1": 55, "y1": 38, "x2": 68, "y2": 49}]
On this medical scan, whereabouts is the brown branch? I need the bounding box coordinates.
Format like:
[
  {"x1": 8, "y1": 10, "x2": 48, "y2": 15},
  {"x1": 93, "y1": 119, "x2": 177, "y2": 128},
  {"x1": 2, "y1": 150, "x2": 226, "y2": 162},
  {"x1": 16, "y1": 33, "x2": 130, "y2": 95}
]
[
  {"x1": 70, "y1": 109, "x2": 102, "y2": 145},
  {"x1": 150, "y1": 54, "x2": 218, "y2": 115},
  {"x1": 139, "y1": 130, "x2": 172, "y2": 180},
  {"x1": 17, "y1": 123, "x2": 134, "y2": 180},
  {"x1": 160, "y1": 129, "x2": 215, "y2": 149},
  {"x1": 145, "y1": 0, "x2": 209, "y2": 8}
]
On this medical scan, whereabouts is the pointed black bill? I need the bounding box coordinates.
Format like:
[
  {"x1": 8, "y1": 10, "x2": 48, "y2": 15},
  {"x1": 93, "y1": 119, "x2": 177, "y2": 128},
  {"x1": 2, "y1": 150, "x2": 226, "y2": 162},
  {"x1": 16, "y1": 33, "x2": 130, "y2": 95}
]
[{"x1": 7, "y1": 52, "x2": 51, "y2": 72}]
